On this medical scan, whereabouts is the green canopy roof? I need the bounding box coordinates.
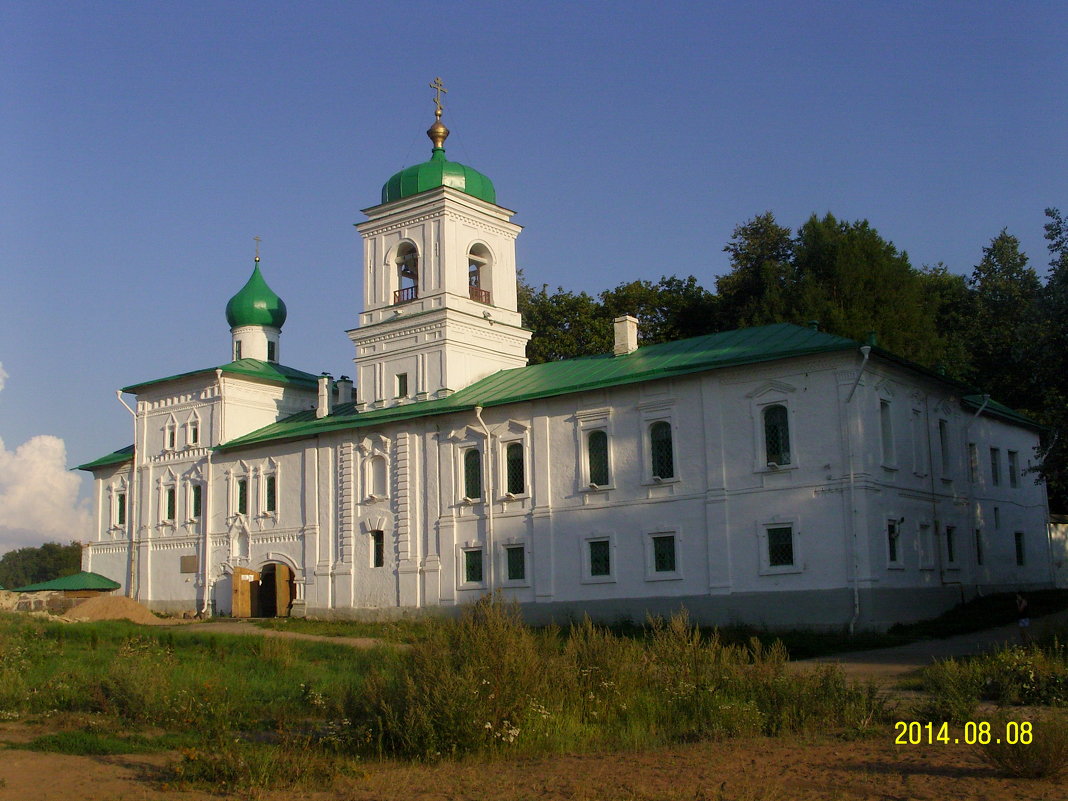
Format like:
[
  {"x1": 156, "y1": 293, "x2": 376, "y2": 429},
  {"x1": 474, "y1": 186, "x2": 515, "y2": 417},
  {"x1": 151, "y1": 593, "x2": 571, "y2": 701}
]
[
  {"x1": 76, "y1": 444, "x2": 135, "y2": 472},
  {"x1": 122, "y1": 358, "x2": 319, "y2": 394},
  {"x1": 13, "y1": 571, "x2": 121, "y2": 592}
]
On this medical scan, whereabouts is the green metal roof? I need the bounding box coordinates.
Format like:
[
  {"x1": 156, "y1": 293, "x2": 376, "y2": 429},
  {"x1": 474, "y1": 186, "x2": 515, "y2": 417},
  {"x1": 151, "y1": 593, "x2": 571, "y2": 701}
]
[
  {"x1": 381, "y1": 147, "x2": 496, "y2": 205},
  {"x1": 225, "y1": 260, "x2": 287, "y2": 329},
  {"x1": 219, "y1": 323, "x2": 859, "y2": 451},
  {"x1": 962, "y1": 395, "x2": 1044, "y2": 430},
  {"x1": 13, "y1": 571, "x2": 121, "y2": 592},
  {"x1": 77, "y1": 444, "x2": 134, "y2": 472},
  {"x1": 122, "y1": 358, "x2": 319, "y2": 394}
]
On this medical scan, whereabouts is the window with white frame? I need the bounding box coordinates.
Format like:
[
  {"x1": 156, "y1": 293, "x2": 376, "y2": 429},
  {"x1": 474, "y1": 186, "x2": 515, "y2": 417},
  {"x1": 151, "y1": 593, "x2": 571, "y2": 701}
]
[
  {"x1": 1014, "y1": 532, "x2": 1025, "y2": 566},
  {"x1": 504, "y1": 544, "x2": 525, "y2": 582},
  {"x1": 990, "y1": 447, "x2": 1001, "y2": 486},
  {"x1": 236, "y1": 477, "x2": 249, "y2": 516},
  {"x1": 581, "y1": 533, "x2": 615, "y2": 583},
  {"x1": 395, "y1": 372, "x2": 409, "y2": 398},
  {"x1": 505, "y1": 442, "x2": 525, "y2": 495},
  {"x1": 974, "y1": 528, "x2": 984, "y2": 565},
  {"x1": 994, "y1": 506, "x2": 1001, "y2": 529},
  {"x1": 1008, "y1": 450, "x2": 1019, "y2": 488},
  {"x1": 462, "y1": 547, "x2": 484, "y2": 585},
  {"x1": 115, "y1": 489, "x2": 127, "y2": 526},
  {"x1": 190, "y1": 484, "x2": 202, "y2": 519},
  {"x1": 763, "y1": 404, "x2": 791, "y2": 467},
  {"x1": 264, "y1": 474, "x2": 277, "y2": 514},
  {"x1": 164, "y1": 486, "x2": 176, "y2": 522},
  {"x1": 886, "y1": 519, "x2": 902, "y2": 567},
  {"x1": 938, "y1": 419, "x2": 950, "y2": 476},
  {"x1": 648, "y1": 421, "x2": 675, "y2": 480},
  {"x1": 463, "y1": 448, "x2": 482, "y2": 501},
  {"x1": 187, "y1": 414, "x2": 200, "y2": 447},
  {"x1": 371, "y1": 530, "x2": 385, "y2": 568},
  {"x1": 880, "y1": 400, "x2": 895, "y2": 466},
  {"x1": 911, "y1": 409, "x2": 928, "y2": 476},
  {"x1": 587, "y1": 430, "x2": 610, "y2": 487},
  {"x1": 165, "y1": 417, "x2": 177, "y2": 451},
  {"x1": 645, "y1": 530, "x2": 681, "y2": 580},
  {"x1": 758, "y1": 519, "x2": 801, "y2": 574},
  {"x1": 945, "y1": 525, "x2": 958, "y2": 565},
  {"x1": 968, "y1": 442, "x2": 979, "y2": 483},
  {"x1": 266, "y1": 340, "x2": 277, "y2": 362}
]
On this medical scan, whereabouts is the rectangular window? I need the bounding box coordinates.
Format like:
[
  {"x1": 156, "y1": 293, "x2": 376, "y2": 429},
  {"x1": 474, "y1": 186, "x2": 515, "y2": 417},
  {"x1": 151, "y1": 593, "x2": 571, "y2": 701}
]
[
  {"x1": 650, "y1": 421, "x2": 675, "y2": 478},
  {"x1": 1014, "y1": 532, "x2": 1025, "y2": 566},
  {"x1": 990, "y1": 448, "x2": 1001, "y2": 486},
  {"x1": 167, "y1": 427, "x2": 176, "y2": 450},
  {"x1": 589, "y1": 539, "x2": 611, "y2": 576},
  {"x1": 912, "y1": 409, "x2": 927, "y2": 474},
  {"x1": 396, "y1": 372, "x2": 408, "y2": 398},
  {"x1": 371, "y1": 530, "x2": 384, "y2": 568},
  {"x1": 506, "y1": 442, "x2": 525, "y2": 495},
  {"x1": 652, "y1": 534, "x2": 676, "y2": 573},
  {"x1": 179, "y1": 555, "x2": 198, "y2": 574},
  {"x1": 267, "y1": 340, "x2": 276, "y2": 362},
  {"x1": 994, "y1": 506, "x2": 1001, "y2": 529},
  {"x1": 265, "y1": 475, "x2": 277, "y2": 513},
  {"x1": 1008, "y1": 451, "x2": 1019, "y2": 488},
  {"x1": 767, "y1": 526, "x2": 794, "y2": 567},
  {"x1": 116, "y1": 492, "x2": 126, "y2": 525},
  {"x1": 968, "y1": 443, "x2": 979, "y2": 483},
  {"x1": 464, "y1": 548, "x2": 484, "y2": 583},
  {"x1": 505, "y1": 545, "x2": 525, "y2": 581},
  {"x1": 165, "y1": 487, "x2": 176, "y2": 521},
  {"x1": 887, "y1": 519, "x2": 900, "y2": 565},
  {"x1": 974, "y1": 528, "x2": 984, "y2": 565},
  {"x1": 587, "y1": 430, "x2": 610, "y2": 486},
  {"x1": 191, "y1": 485, "x2": 202, "y2": 518},
  {"x1": 464, "y1": 449, "x2": 482, "y2": 500},
  {"x1": 919, "y1": 523, "x2": 933, "y2": 568},
  {"x1": 237, "y1": 478, "x2": 248, "y2": 515},
  {"x1": 190, "y1": 422, "x2": 199, "y2": 446},
  {"x1": 234, "y1": 340, "x2": 242, "y2": 360},
  {"x1": 938, "y1": 420, "x2": 950, "y2": 475},
  {"x1": 880, "y1": 401, "x2": 894, "y2": 464},
  {"x1": 945, "y1": 525, "x2": 957, "y2": 564}
]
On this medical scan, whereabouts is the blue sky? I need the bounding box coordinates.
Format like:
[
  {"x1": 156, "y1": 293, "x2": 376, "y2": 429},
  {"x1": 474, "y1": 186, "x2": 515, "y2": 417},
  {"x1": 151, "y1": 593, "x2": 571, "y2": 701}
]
[{"x1": 1, "y1": 1, "x2": 1065, "y2": 552}]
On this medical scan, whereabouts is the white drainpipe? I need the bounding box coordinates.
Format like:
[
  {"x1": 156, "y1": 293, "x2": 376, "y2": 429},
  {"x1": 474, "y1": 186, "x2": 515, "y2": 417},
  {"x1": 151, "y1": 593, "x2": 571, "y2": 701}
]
[
  {"x1": 116, "y1": 390, "x2": 139, "y2": 599},
  {"x1": 473, "y1": 406, "x2": 495, "y2": 592},
  {"x1": 847, "y1": 345, "x2": 871, "y2": 634}
]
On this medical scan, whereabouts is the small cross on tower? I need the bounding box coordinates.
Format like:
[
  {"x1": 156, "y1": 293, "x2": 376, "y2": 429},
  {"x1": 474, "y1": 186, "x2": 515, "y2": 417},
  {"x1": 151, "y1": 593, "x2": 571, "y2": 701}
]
[
  {"x1": 429, "y1": 77, "x2": 447, "y2": 119},
  {"x1": 253, "y1": 235, "x2": 262, "y2": 262}
]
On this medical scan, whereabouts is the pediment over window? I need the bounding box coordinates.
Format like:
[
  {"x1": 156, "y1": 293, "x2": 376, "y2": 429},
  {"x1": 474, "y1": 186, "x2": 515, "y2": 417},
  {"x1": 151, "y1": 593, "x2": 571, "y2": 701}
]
[
  {"x1": 874, "y1": 378, "x2": 897, "y2": 398},
  {"x1": 358, "y1": 434, "x2": 390, "y2": 456},
  {"x1": 504, "y1": 419, "x2": 530, "y2": 435},
  {"x1": 360, "y1": 516, "x2": 389, "y2": 534},
  {"x1": 745, "y1": 380, "x2": 796, "y2": 399},
  {"x1": 446, "y1": 425, "x2": 484, "y2": 442}
]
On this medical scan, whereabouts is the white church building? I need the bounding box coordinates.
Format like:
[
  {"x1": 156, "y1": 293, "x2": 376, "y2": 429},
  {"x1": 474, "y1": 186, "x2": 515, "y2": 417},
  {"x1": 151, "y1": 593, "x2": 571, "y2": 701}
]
[{"x1": 79, "y1": 100, "x2": 1053, "y2": 629}]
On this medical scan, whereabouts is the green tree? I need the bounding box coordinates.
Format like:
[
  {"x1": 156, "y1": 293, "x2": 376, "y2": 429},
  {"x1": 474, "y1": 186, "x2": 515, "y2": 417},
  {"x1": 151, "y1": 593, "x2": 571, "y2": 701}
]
[
  {"x1": 518, "y1": 280, "x2": 611, "y2": 364},
  {"x1": 0, "y1": 541, "x2": 82, "y2": 589},
  {"x1": 917, "y1": 263, "x2": 975, "y2": 381},
  {"x1": 1035, "y1": 209, "x2": 1068, "y2": 511},
  {"x1": 599, "y1": 275, "x2": 718, "y2": 346},
  {"x1": 717, "y1": 212, "x2": 795, "y2": 329},
  {"x1": 966, "y1": 230, "x2": 1043, "y2": 411}
]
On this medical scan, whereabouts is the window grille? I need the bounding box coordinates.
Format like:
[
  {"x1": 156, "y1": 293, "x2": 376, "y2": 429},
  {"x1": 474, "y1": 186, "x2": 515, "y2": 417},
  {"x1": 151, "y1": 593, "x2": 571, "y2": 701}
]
[
  {"x1": 372, "y1": 530, "x2": 384, "y2": 568},
  {"x1": 265, "y1": 475, "x2": 277, "y2": 512},
  {"x1": 764, "y1": 405, "x2": 791, "y2": 465},
  {"x1": 506, "y1": 443, "x2": 524, "y2": 494},
  {"x1": 588, "y1": 430, "x2": 609, "y2": 486},
  {"x1": 464, "y1": 449, "x2": 482, "y2": 499},
  {"x1": 191, "y1": 485, "x2": 202, "y2": 518},
  {"x1": 506, "y1": 546, "x2": 525, "y2": 581},
  {"x1": 650, "y1": 421, "x2": 674, "y2": 478},
  {"x1": 589, "y1": 539, "x2": 611, "y2": 576},
  {"x1": 237, "y1": 479, "x2": 248, "y2": 515},
  {"x1": 652, "y1": 535, "x2": 676, "y2": 572},
  {"x1": 465, "y1": 549, "x2": 483, "y2": 583},
  {"x1": 767, "y1": 526, "x2": 794, "y2": 567}
]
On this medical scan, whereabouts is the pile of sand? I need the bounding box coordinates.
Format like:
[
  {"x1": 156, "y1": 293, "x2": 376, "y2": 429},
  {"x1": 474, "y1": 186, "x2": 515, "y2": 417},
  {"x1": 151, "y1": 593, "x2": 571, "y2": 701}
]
[{"x1": 65, "y1": 595, "x2": 165, "y2": 625}]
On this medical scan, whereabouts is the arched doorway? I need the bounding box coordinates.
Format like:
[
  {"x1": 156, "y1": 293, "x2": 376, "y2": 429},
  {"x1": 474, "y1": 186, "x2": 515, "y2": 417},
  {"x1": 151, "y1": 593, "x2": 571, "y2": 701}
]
[{"x1": 257, "y1": 563, "x2": 295, "y2": 618}]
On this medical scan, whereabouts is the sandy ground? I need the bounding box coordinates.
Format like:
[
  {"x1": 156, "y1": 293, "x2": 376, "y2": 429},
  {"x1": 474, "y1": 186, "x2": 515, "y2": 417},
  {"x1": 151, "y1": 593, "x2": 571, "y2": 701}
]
[{"x1": 2, "y1": 612, "x2": 1066, "y2": 801}]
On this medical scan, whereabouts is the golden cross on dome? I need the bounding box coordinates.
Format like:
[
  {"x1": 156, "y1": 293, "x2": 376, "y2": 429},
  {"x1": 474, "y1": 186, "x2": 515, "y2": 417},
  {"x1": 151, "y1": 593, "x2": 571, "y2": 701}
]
[
  {"x1": 429, "y1": 77, "x2": 447, "y2": 119},
  {"x1": 254, "y1": 235, "x2": 261, "y2": 262}
]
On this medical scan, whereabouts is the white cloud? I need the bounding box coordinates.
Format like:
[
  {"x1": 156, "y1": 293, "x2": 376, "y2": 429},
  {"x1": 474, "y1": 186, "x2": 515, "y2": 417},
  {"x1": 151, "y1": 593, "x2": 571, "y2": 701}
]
[{"x1": 0, "y1": 434, "x2": 92, "y2": 555}]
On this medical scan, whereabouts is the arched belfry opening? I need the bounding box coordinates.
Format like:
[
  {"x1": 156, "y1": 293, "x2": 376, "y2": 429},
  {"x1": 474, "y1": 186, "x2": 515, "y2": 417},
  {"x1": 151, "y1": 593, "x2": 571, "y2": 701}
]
[{"x1": 395, "y1": 242, "x2": 419, "y2": 304}]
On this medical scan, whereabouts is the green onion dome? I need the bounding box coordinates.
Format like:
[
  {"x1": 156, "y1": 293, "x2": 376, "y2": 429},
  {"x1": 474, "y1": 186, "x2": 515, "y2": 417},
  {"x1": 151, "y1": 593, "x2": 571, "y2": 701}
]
[
  {"x1": 225, "y1": 259, "x2": 287, "y2": 329},
  {"x1": 381, "y1": 147, "x2": 496, "y2": 204}
]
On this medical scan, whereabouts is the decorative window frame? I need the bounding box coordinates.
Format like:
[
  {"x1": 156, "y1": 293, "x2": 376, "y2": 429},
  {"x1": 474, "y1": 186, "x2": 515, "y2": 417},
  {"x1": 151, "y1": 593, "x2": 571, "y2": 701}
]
[
  {"x1": 358, "y1": 434, "x2": 391, "y2": 502},
  {"x1": 911, "y1": 406, "x2": 929, "y2": 477},
  {"x1": 185, "y1": 411, "x2": 201, "y2": 448},
  {"x1": 638, "y1": 399, "x2": 680, "y2": 485},
  {"x1": 746, "y1": 381, "x2": 798, "y2": 474},
  {"x1": 467, "y1": 240, "x2": 495, "y2": 296},
  {"x1": 644, "y1": 526, "x2": 683, "y2": 581},
  {"x1": 580, "y1": 531, "x2": 616, "y2": 584},
  {"x1": 498, "y1": 536, "x2": 530, "y2": 587},
  {"x1": 228, "y1": 461, "x2": 251, "y2": 520},
  {"x1": 990, "y1": 447, "x2": 1002, "y2": 487},
  {"x1": 370, "y1": 529, "x2": 385, "y2": 568},
  {"x1": 164, "y1": 414, "x2": 178, "y2": 452},
  {"x1": 497, "y1": 420, "x2": 531, "y2": 500},
  {"x1": 158, "y1": 469, "x2": 178, "y2": 527},
  {"x1": 109, "y1": 477, "x2": 129, "y2": 530},
  {"x1": 575, "y1": 407, "x2": 614, "y2": 492},
  {"x1": 1008, "y1": 450, "x2": 1019, "y2": 488},
  {"x1": 885, "y1": 516, "x2": 904, "y2": 569},
  {"x1": 876, "y1": 381, "x2": 898, "y2": 471},
  {"x1": 943, "y1": 523, "x2": 960, "y2": 568},
  {"x1": 967, "y1": 442, "x2": 979, "y2": 483},
  {"x1": 457, "y1": 541, "x2": 487, "y2": 590},
  {"x1": 756, "y1": 515, "x2": 802, "y2": 576},
  {"x1": 260, "y1": 458, "x2": 279, "y2": 518},
  {"x1": 445, "y1": 425, "x2": 486, "y2": 505},
  {"x1": 936, "y1": 413, "x2": 952, "y2": 481}
]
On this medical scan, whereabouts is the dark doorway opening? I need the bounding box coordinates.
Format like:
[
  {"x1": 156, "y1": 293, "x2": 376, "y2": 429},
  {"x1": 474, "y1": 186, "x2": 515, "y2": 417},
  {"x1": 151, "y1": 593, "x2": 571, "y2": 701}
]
[{"x1": 257, "y1": 563, "x2": 295, "y2": 617}]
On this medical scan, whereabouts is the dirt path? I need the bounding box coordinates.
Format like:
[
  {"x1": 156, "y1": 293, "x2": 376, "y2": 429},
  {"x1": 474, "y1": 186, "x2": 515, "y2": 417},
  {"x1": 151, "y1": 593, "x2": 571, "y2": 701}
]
[{"x1": 168, "y1": 618, "x2": 401, "y2": 650}]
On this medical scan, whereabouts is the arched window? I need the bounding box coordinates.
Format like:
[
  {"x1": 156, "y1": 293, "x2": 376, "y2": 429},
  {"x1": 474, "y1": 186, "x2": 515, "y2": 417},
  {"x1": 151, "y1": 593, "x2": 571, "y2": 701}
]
[
  {"x1": 764, "y1": 404, "x2": 791, "y2": 466},
  {"x1": 468, "y1": 243, "x2": 491, "y2": 304},
  {"x1": 588, "y1": 430, "x2": 609, "y2": 486},
  {"x1": 506, "y1": 442, "x2": 524, "y2": 495},
  {"x1": 394, "y1": 243, "x2": 419, "y2": 304},
  {"x1": 464, "y1": 449, "x2": 482, "y2": 500},
  {"x1": 650, "y1": 421, "x2": 674, "y2": 479}
]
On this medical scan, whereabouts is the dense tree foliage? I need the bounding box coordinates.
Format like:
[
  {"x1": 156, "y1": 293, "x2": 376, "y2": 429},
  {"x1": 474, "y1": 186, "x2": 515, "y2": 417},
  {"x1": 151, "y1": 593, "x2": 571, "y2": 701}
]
[
  {"x1": 517, "y1": 208, "x2": 1067, "y2": 511},
  {"x1": 0, "y1": 541, "x2": 82, "y2": 590}
]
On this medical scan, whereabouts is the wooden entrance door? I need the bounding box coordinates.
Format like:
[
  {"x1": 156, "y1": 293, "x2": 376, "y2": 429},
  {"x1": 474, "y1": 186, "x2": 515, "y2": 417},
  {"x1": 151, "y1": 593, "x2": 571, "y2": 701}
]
[
  {"x1": 273, "y1": 564, "x2": 293, "y2": 617},
  {"x1": 231, "y1": 566, "x2": 260, "y2": 618}
]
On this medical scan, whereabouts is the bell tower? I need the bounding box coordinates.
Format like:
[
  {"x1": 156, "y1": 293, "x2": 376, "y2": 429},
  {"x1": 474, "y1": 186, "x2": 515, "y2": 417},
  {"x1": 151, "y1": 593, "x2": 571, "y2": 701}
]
[{"x1": 349, "y1": 81, "x2": 530, "y2": 406}]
